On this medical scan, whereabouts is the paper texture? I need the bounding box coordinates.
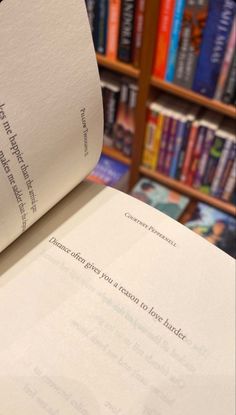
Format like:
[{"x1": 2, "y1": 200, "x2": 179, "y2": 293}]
[
  {"x1": 0, "y1": 182, "x2": 234, "y2": 415},
  {"x1": 0, "y1": 1, "x2": 103, "y2": 251}
]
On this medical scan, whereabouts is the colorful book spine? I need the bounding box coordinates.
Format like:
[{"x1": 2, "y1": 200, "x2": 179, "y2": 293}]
[
  {"x1": 217, "y1": 142, "x2": 236, "y2": 198},
  {"x1": 153, "y1": 0, "x2": 176, "y2": 78},
  {"x1": 165, "y1": 0, "x2": 186, "y2": 82},
  {"x1": 164, "y1": 117, "x2": 179, "y2": 175},
  {"x1": 200, "y1": 134, "x2": 226, "y2": 194},
  {"x1": 186, "y1": 125, "x2": 207, "y2": 186},
  {"x1": 223, "y1": 53, "x2": 236, "y2": 104},
  {"x1": 214, "y1": 16, "x2": 236, "y2": 101},
  {"x1": 132, "y1": 0, "x2": 146, "y2": 67},
  {"x1": 106, "y1": 0, "x2": 121, "y2": 60},
  {"x1": 222, "y1": 159, "x2": 236, "y2": 201},
  {"x1": 211, "y1": 140, "x2": 236, "y2": 198},
  {"x1": 142, "y1": 104, "x2": 160, "y2": 169},
  {"x1": 180, "y1": 121, "x2": 199, "y2": 182},
  {"x1": 118, "y1": 0, "x2": 136, "y2": 63},
  {"x1": 175, "y1": 118, "x2": 193, "y2": 179},
  {"x1": 174, "y1": 0, "x2": 209, "y2": 89},
  {"x1": 193, "y1": 127, "x2": 215, "y2": 188},
  {"x1": 169, "y1": 116, "x2": 187, "y2": 177},
  {"x1": 156, "y1": 113, "x2": 172, "y2": 173},
  {"x1": 193, "y1": 0, "x2": 236, "y2": 98}
]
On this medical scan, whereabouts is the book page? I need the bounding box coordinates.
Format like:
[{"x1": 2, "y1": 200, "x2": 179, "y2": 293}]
[
  {"x1": 0, "y1": 182, "x2": 234, "y2": 415},
  {"x1": 0, "y1": 1, "x2": 103, "y2": 252}
]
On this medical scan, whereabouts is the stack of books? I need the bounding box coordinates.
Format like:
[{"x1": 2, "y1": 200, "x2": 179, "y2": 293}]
[
  {"x1": 85, "y1": 0, "x2": 145, "y2": 67},
  {"x1": 101, "y1": 71, "x2": 138, "y2": 157},
  {"x1": 153, "y1": 0, "x2": 236, "y2": 103},
  {"x1": 142, "y1": 95, "x2": 236, "y2": 202}
]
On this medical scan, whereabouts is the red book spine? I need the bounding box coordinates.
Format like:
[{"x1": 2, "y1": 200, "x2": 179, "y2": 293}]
[
  {"x1": 153, "y1": 0, "x2": 175, "y2": 79},
  {"x1": 106, "y1": 0, "x2": 121, "y2": 60},
  {"x1": 132, "y1": 0, "x2": 146, "y2": 67},
  {"x1": 180, "y1": 121, "x2": 199, "y2": 183}
]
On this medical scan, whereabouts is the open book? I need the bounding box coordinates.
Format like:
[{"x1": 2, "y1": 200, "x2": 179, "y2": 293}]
[{"x1": 0, "y1": 2, "x2": 235, "y2": 414}]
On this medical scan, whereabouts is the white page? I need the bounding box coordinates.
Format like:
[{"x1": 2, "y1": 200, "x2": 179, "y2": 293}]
[
  {"x1": 0, "y1": 182, "x2": 234, "y2": 415},
  {"x1": 0, "y1": 1, "x2": 103, "y2": 251}
]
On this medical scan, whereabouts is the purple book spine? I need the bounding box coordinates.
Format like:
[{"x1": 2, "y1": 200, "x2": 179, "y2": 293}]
[
  {"x1": 157, "y1": 115, "x2": 172, "y2": 173},
  {"x1": 193, "y1": 127, "x2": 215, "y2": 188},
  {"x1": 164, "y1": 118, "x2": 179, "y2": 176}
]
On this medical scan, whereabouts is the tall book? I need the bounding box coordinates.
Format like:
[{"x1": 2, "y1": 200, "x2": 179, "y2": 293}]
[
  {"x1": 214, "y1": 15, "x2": 236, "y2": 101},
  {"x1": 174, "y1": 0, "x2": 209, "y2": 89},
  {"x1": 165, "y1": 0, "x2": 186, "y2": 82},
  {"x1": 96, "y1": 0, "x2": 109, "y2": 54},
  {"x1": 193, "y1": 0, "x2": 236, "y2": 98},
  {"x1": 106, "y1": 0, "x2": 121, "y2": 60},
  {"x1": 153, "y1": 0, "x2": 176, "y2": 79},
  {"x1": 118, "y1": 0, "x2": 136, "y2": 63},
  {"x1": 0, "y1": 3, "x2": 235, "y2": 414},
  {"x1": 142, "y1": 102, "x2": 163, "y2": 170},
  {"x1": 223, "y1": 52, "x2": 236, "y2": 104},
  {"x1": 132, "y1": 0, "x2": 146, "y2": 67}
]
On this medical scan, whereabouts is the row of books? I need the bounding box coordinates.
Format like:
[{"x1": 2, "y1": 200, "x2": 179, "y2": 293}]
[
  {"x1": 131, "y1": 178, "x2": 236, "y2": 258},
  {"x1": 153, "y1": 0, "x2": 236, "y2": 103},
  {"x1": 101, "y1": 71, "x2": 138, "y2": 157},
  {"x1": 85, "y1": 0, "x2": 145, "y2": 66},
  {"x1": 142, "y1": 95, "x2": 236, "y2": 202}
]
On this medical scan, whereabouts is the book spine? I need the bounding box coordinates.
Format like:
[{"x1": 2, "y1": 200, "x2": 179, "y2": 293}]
[
  {"x1": 169, "y1": 118, "x2": 186, "y2": 177},
  {"x1": 96, "y1": 0, "x2": 109, "y2": 54},
  {"x1": 114, "y1": 81, "x2": 129, "y2": 151},
  {"x1": 165, "y1": 0, "x2": 186, "y2": 82},
  {"x1": 123, "y1": 84, "x2": 138, "y2": 157},
  {"x1": 163, "y1": 117, "x2": 179, "y2": 175},
  {"x1": 118, "y1": 0, "x2": 136, "y2": 63},
  {"x1": 152, "y1": 113, "x2": 165, "y2": 170},
  {"x1": 175, "y1": 119, "x2": 192, "y2": 179},
  {"x1": 156, "y1": 115, "x2": 172, "y2": 173},
  {"x1": 200, "y1": 135, "x2": 226, "y2": 194},
  {"x1": 106, "y1": 0, "x2": 122, "y2": 60},
  {"x1": 193, "y1": 127, "x2": 215, "y2": 188},
  {"x1": 142, "y1": 105, "x2": 159, "y2": 169},
  {"x1": 174, "y1": 0, "x2": 208, "y2": 89},
  {"x1": 193, "y1": 0, "x2": 236, "y2": 98},
  {"x1": 221, "y1": 159, "x2": 236, "y2": 201},
  {"x1": 214, "y1": 16, "x2": 236, "y2": 101},
  {"x1": 215, "y1": 142, "x2": 236, "y2": 198},
  {"x1": 180, "y1": 122, "x2": 199, "y2": 182},
  {"x1": 153, "y1": 0, "x2": 176, "y2": 78},
  {"x1": 222, "y1": 53, "x2": 236, "y2": 104},
  {"x1": 132, "y1": 0, "x2": 146, "y2": 67},
  {"x1": 186, "y1": 125, "x2": 207, "y2": 186},
  {"x1": 85, "y1": 0, "x2": 97, "y2": 37},
  {"x1": 210, "y1": 139, "x2": 233, "y2": 197},
  {"x1": 104, "y1": 88, "x2": 120, "y2": 142}
]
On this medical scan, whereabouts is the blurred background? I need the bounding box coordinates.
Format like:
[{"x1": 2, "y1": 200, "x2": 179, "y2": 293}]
[{"x1": 85, "y1": 0, "x2": 236, "y2": 258}]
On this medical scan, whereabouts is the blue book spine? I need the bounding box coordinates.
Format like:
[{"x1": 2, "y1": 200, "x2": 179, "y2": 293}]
[
  {"x1": 193, "y1": 0, "x2": 236, "y2": 98},
  {"x1": 169, "y1": 118, "x2": 186, "y2": 177},
  {"x1": 96, "y1": 0, "x2": 109, "y2": 54},
  {"x1": 165, "y1": 0, "x2": 186, "y2": 82}
]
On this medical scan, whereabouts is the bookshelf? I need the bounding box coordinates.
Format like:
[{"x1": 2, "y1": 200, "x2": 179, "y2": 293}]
[{"x1": 95, "y1": 0, "x2": 236, "y2": 216}]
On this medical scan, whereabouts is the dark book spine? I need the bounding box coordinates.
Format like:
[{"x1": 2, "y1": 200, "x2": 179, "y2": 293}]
[
  {"x1": 118, "y1": 0, "x2": 136, "y2": 63},
  {"x1": 169, "y1": 118, "x2": 187, "y2": 178},
  {"x1": 174, "y1": 0, "x2": 209, "y2": 89},
  {"x1": 96, "y1": 0, "x2": 109, "y2": 54},
  {"x1": 175, "y1": 119, "x2": 192, "y2": 179},
  {"x1": 114, "y1": 80, "x2": 129, "y2": 151},
  {"x1": 104, "y1": 88, "x2": 120, "y2": 140},
  {"x1": 200, "y1": 135, "x2": 226, "y2": 194},
  {"x1": 164, "y1": 118, "x2": 179, "y2": 176},
  {"x1": 193, "y1": 0, "x2": 236, "y2": 98},
  {"x1": 214, "y1": 142, "x2": 236, "y2": 198},
  {"x1": 123, "y1": 84, "x2": 138, "y2": 157},
  {"x1": 92, "y1": 2, "x2": 100, "y2": 50},
  {"x1": 223, "y1": 53, "x2": 236, "y2": 104},
  {"x1": 85, "y1": 0, "x2": 97, "y2": 37},
  {"x1": 193, "y1": 127, "x2": 215, "y2": 188},
  {"x1": 156, "y1": 116, "x2": 172, "y2": 173}
]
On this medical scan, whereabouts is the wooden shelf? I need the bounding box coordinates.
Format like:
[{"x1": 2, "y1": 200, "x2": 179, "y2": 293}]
[
  {"x1": 139, "y1": 166, "x2": 236, "y2": 216},
  {"x1": 151, "y1": 77, "x2": 236, "y2": 119},
  {"x1": 96, "y1": 53, "x2": 140, "y2": 79},
  {"x1": 102, "y1": 145, "x2": 132, "y2": 166}
]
